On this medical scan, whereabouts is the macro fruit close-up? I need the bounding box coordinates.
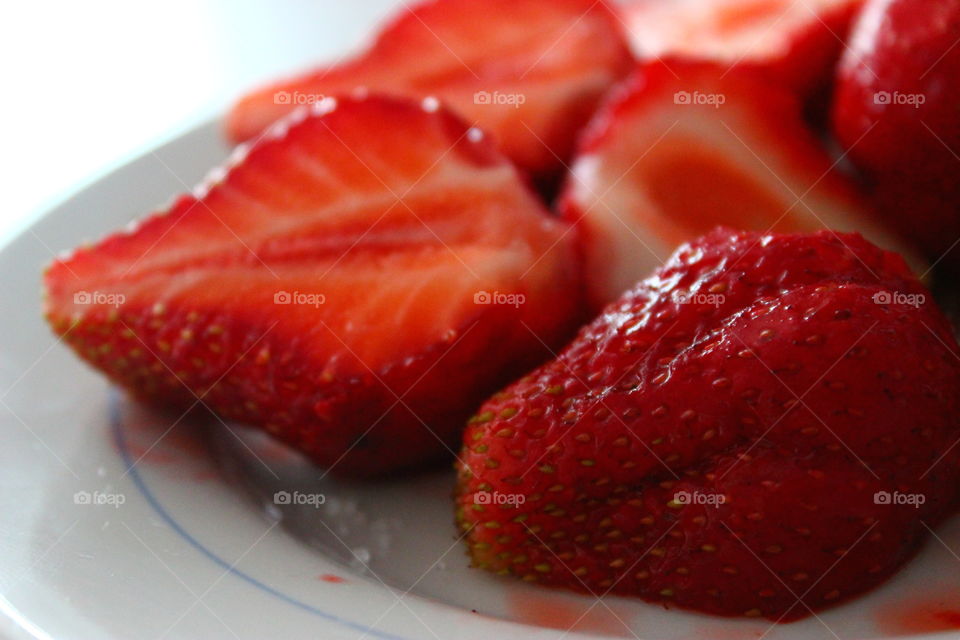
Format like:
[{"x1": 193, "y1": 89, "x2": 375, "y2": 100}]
[
  {"x1": 559, "y1": 58, "x2": 920, "y2": 311},
  {"x1": 44, "y1": 94, "x2": 581, "y2": 477},
  {"x1": 8, "y1": 1, "x2": 960, "y2": 638},
  {"x1": 620, "y1": 0, "x2": 865, "y2": 101},
  {"x1": 833, "y1": 0, "x2": 960, "y2": 269},
  {"x1": 456, "y1": 228, "x2": 960, "y2": 620},
  {"x1": 226, "y1": 0, "x2": 634, "y2": 184}
]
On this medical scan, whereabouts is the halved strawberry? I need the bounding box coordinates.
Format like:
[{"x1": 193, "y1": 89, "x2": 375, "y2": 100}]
[
  {"x1": 621, "y1": 0, "x2": 863, "y2": 99},
  {"x1": 44, "y1": 94, "x2": 581, "y2": 477},
  {"x1": 457, "y1": 228, "x2": 960, "y2": 620},
  {"x1": 558, "y1": 59, "x2": 921, "y2": 311},
  {"x1": 226, "y1": 0, "x2": 634, "y2": 182}
]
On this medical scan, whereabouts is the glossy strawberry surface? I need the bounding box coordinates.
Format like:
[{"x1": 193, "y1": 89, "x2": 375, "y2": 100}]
[{"x1": 457, "y1": 228, "x2": 960, "y2": 619}]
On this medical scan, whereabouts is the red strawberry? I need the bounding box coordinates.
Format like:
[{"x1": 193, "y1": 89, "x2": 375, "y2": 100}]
[
  {"x1": 832, "y1": 0, "x2": 960, "y2": 268},
  {"x1": 226, "y1": 0, "x2": 634, "y2": 182},
  {"x1": 456, "y1": 228, "x2": 960, "y2": 620},
  {"x1": 621, "y1": 0, "x2": 863, "y2": 100},
  {"x1": 558, "y1": 59, "x2": 921, "y2": 312},
  {"x1": 44, "y1": 94, "x2": 581, "y2": 477}
]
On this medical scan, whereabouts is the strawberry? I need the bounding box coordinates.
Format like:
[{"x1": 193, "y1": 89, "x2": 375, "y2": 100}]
[
  {"x1": 832, "y1": 0, "x2": 960, "y2": 269},
  {"x1": 621, "y1": 0, "x2": 863, "y2": 100},
  {"x1": 558, "y1": 59, "x2": 921, "y2": 312},
  {"x1": 456, "y1": 228, "x2": 960, "y2": 620},
  {"x1": 44, "y1": 94, "x2": 581, "y2": 477},
  {"x1": 226, "y1": 0, "x2": 634, "y2": 182}
]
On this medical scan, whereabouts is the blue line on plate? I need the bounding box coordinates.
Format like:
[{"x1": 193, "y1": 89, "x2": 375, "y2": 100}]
[{"x1": 110, "y1": 396, "x2": 411, "y2": 640}]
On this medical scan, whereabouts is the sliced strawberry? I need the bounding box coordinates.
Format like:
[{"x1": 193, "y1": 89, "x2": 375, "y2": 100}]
[
  {"x1": 44, "y1": 95, "x2": 581, "y2": 477},
  {"x1": 226, "y1": 0, "x2": 634, "y2": 182},
  {"x1": 457, "y1": 228, "x2": 960, "y2": 619},
  {"x1": 621, "y1": 0, "x2": 863, "y2": 99},
  {"x1": 558, "y1": 59, "x2": 921, "y2": 311}
]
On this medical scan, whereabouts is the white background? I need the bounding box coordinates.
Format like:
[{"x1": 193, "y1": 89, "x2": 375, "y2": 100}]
[{"x1": 0, "y1": 0, "x2": 403, "y2": 245}]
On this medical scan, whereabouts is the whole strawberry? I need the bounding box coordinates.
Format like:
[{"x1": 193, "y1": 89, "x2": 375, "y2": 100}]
[
  {"x1": 833, "y1": 0, "x2": 960, "y2": 266},
  {"x1": 456, "y1": 228, "x2": 960, "y2": 620}
]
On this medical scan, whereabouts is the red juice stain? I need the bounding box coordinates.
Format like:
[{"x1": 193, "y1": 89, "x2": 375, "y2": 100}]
[
  {"x1": 875, "y1": 588, "x2": 960, "y2": 634},
  {"x1": 508, "y1": 590, "x2": 634, "y2": 637},
  {"x1": 319, "y1": 574, "x2": 346, "y2": 584}
]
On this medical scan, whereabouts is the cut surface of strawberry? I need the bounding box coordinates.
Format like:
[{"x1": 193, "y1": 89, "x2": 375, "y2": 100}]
[
  {"x1": 44, "y1": 95, "x2": 581, "y2": 477},
  {"x1": 558, "y1": 59, "x2": 920, "y2": 311},
  {"x1": 457, "y1": 228, "x2": 960, "y2": 620},
  {"x1": 621, "y1": 0, "x2": 863, "y2": 98},
  {"x1": 226, "y1": 0, "x2": 634, "y2": 180}
]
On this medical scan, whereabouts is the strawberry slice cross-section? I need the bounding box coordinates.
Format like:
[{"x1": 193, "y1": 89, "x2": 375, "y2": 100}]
[
  {"x1": 226, "y1": 0, "x2": 635, "y2": 182},
  {"x1": 559, "y1": 59, "x2": 922, "y2": 311},
  {"x1": 621, "y1": 0, "x2": 864, "y2": 99},
  {"x1": 44, "y1": 94, "x2": 581, "y2": 477}
]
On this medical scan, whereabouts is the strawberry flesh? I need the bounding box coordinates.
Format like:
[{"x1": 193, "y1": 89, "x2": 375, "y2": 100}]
[
  {"x1": 226, "y1": 0, "x2": 634, "y2": 180},
  {"x1": 559, "y1": 59, "x2": 921, "y2": 312},
  {"x1": 621, "y1": 0, "x2": 863, "y2": 99},
  {"x1": 44, "y1": 95, "x2": 581, "y2": 477}
]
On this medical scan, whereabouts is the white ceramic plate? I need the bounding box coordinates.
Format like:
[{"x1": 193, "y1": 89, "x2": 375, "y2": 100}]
[{"x1": 3, "y1": 120, "x2": 960, "y2": 640}]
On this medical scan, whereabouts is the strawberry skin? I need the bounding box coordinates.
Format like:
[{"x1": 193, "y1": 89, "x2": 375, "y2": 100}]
[
  {"x1": 621, "y1": 0, "x2": 863, "y2": 100},
  {"x1": 44, "y1": 94, "x2": 581, "y2": 477},
  {"x1": 558, "y1": 59, "x2": 920, "y2": 312},
  {"x1": 226, "y1": 0, "x2": 634, "y2": 181},
  {"x1": 456, "y1": 228, "x2": 960, "y2": 619},
  {"x1": 832, "y1": 0, "x2": 960, "y2": 268}
]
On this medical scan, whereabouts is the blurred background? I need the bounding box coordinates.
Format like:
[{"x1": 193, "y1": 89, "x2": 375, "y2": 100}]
[{"x1": 0, "y1": 0, "x2": 403, "y2": 245}]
